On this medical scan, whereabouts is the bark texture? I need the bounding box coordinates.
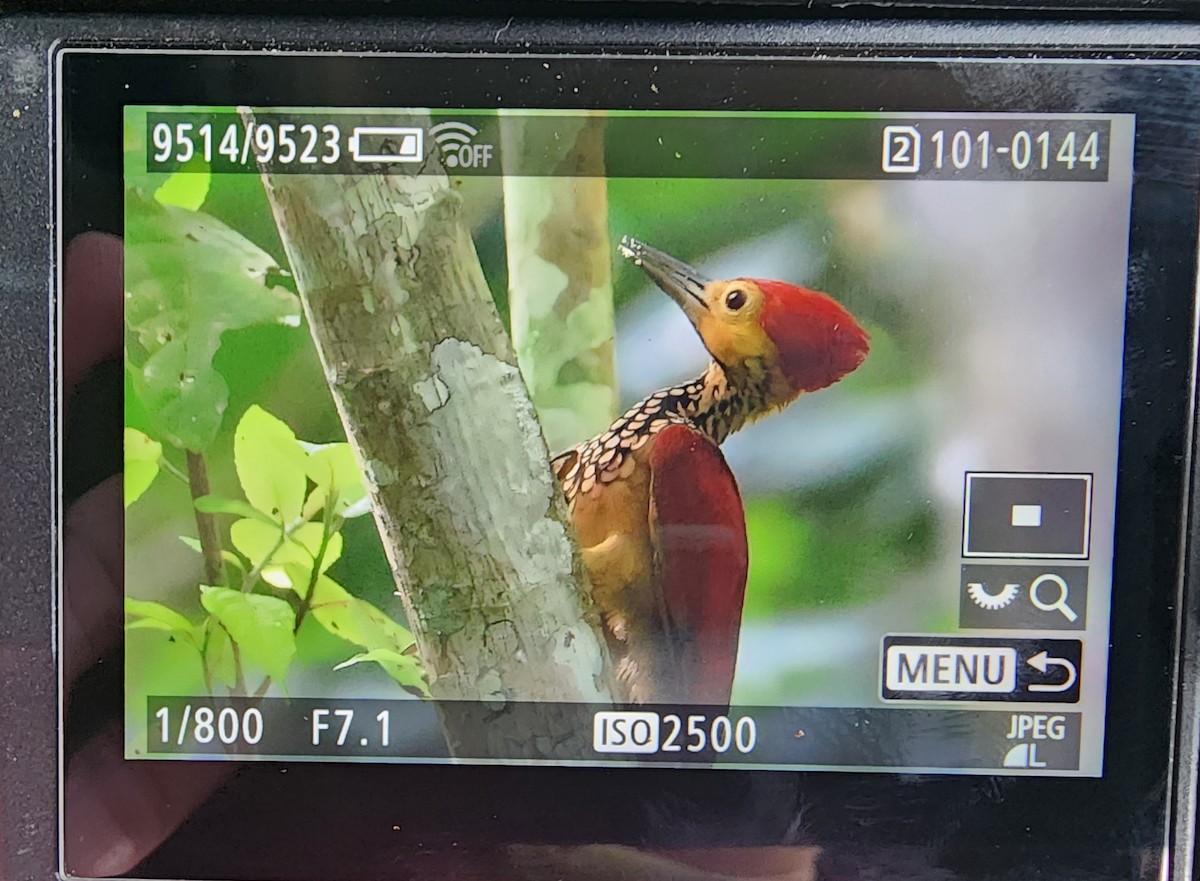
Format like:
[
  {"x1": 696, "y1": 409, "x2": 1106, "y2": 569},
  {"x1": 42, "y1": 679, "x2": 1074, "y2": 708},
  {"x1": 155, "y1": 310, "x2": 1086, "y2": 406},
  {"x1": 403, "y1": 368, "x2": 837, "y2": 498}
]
[
  {"x1": 501, "y1": 114, "x2": 618, "y2": 453},
  {"x1": 251, "y1": 116, "x2": 614, "y2": 755}
]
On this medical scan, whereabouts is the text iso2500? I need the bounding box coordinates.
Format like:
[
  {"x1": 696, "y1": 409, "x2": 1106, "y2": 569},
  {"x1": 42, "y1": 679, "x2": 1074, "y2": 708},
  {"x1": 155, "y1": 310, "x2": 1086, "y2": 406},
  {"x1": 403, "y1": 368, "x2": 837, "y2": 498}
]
[{"x1": 593, "y1": 711, "x2": 757, "y2": 756}]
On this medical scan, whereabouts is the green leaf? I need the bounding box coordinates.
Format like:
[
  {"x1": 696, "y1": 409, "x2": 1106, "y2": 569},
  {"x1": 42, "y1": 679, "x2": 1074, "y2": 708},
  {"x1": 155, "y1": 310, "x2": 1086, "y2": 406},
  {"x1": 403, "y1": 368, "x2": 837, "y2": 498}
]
[
  {"x1": 124, "y1": 196, "x2": 299, "y2": 451},
  {"x1": 203, "y1": 617, "x2": 237, "y2": 690},
  {"x1": 230, "y1": 520, "x2": 342, "y2": 579},
  {"x1": 334, "y1": 648, "x2": 430, "y2": 697},
  {"x1": 199, "y1": 586, "x2": 296, "y2": 683},
  {"x1": 178, "y1": 535, "x2": 203, "y2": 553},
  {"x1": 285, "y1": 567, "x2": 415, "y2": 657},
  {"x1": 154, "y1": 157, "x2": 212, "y2": 211},
  {"x1": 194, "y1": 494, "x2": 276, "y2": 525},
  {"x1": 130, "y1": 339, "x2": 229, "y2": 454},
  {"x1": 295, "y1": 612, "x2": 358, "y2": 665},
  {"x1": 234, "y1": 406, "x2": 308, "y2": 523},
  {"x1": 302, "y1": 442, "x2": 369, "y2": 517},
  {"x1": 126, "y1": 597, "x2": 195, "y2": 632},
  {"x1": 125, "y1": 597, "x2": 199, "y2": 647},
  {"x1": 229, "y1": 519, "x2": 284, "y2": 567},
  {"x1": 124, "y1": 627, "x2": 207, "y2": 704},
  {"x1": 126, "y1": 619, "x2": 186, "y2": 635},
  {"x1": 124, "y1": 428, "x2": 162, "y2": 507}
]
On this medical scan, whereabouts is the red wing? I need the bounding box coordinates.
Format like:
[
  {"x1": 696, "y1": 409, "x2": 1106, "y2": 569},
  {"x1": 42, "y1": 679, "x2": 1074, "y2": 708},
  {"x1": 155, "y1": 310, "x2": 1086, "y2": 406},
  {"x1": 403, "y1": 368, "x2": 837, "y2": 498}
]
[{"x1": 647, "y1": 423, "x2": 749, "y2": 706}]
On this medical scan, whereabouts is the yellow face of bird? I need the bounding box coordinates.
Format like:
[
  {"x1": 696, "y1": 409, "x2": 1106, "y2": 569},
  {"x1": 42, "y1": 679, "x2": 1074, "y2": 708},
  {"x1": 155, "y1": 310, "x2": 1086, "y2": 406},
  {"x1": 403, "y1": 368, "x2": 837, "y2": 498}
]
[
  {"x1": 619, "y1": 236, "x2": 870, "y2": 397},
  {"x1": 688, "y1": 279, "x2": 775, "y2": 369}
]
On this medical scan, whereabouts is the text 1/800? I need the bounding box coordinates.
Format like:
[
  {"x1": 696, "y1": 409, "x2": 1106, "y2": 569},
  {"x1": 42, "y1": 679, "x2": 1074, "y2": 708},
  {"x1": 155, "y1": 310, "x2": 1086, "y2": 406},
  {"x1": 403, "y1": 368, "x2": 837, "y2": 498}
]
[{"x1": 154, "y1": 704, "x2": 264, "y2": 747}]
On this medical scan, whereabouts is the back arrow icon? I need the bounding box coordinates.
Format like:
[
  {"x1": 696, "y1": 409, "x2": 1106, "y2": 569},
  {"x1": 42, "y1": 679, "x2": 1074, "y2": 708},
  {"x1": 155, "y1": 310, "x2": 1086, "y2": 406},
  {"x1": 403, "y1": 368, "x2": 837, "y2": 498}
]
[{"x1": 1026, "y1": 650, "x2": 1077, "y2": 693}]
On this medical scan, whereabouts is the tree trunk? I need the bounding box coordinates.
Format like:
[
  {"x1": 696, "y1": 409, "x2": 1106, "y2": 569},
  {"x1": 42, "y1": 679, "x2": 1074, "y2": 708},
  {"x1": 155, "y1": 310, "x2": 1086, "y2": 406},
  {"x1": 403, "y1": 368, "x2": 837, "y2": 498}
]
[
  {"x1": 501, "y1": 114, "x2": 618, "y2": 454},
  {"x1": 249, "y1": 113, "x2": 614, "y2": 757}
]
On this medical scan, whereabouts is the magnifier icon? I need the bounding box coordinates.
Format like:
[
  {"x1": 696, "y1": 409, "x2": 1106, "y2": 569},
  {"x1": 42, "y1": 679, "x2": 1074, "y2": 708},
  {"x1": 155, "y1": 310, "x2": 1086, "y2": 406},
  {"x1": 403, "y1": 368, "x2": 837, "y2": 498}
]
[{"x1": 1029, "y1": 573, "x2": 1079, "y2": 623}]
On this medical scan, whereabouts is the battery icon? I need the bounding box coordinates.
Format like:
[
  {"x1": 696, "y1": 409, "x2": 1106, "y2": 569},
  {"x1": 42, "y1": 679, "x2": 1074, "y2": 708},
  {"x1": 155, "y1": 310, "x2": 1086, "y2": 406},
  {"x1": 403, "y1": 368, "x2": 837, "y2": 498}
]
[{"x1": 348, "y1": 126, "x2": 425, "y2": 163}]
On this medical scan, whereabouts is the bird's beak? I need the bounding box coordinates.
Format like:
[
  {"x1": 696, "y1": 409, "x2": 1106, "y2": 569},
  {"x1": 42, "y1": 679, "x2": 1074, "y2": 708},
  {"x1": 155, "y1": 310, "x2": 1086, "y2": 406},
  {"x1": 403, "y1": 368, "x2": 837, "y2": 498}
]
[{"x1": 619, "y1": 236, "x2": 711, "y2": 326}]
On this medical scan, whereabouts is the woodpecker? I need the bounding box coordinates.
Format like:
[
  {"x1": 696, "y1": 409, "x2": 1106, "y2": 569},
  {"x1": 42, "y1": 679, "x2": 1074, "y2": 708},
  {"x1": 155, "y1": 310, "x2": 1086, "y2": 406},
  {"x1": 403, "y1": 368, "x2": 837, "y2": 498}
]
[{"x1": 552, "y1": 237, "x2": 870, "y2": 706}]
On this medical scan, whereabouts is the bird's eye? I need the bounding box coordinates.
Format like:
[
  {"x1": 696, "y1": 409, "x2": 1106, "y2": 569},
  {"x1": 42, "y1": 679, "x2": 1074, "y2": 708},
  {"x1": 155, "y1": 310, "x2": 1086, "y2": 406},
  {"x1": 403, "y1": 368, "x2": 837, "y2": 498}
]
[{"x1": 725, "y1": 289, "x2": 747, "y2": 311}]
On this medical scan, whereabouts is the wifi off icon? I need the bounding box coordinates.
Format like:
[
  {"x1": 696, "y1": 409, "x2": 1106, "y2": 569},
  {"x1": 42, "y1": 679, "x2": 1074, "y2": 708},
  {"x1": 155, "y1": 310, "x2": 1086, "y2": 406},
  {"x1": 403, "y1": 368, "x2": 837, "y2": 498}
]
[{"x1": 430, "y1": 121, "x2": 494, "y2": 169}]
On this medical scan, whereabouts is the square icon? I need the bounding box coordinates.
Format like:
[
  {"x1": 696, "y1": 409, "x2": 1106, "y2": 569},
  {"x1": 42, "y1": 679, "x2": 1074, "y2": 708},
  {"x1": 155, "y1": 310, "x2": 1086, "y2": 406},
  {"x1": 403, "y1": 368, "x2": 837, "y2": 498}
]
[
  {"x1": 1010, "y1": 504, "x2": 1043, "y2": 528},
  {"x1": 963, "y1": 473, "x2": 1092, "y2": 559}
]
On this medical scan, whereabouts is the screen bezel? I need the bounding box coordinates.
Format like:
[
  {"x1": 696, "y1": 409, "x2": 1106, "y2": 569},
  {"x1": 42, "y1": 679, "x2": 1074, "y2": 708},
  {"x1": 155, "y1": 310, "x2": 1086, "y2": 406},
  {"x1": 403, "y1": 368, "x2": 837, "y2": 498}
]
[{"x1": 57, "y1": 46, "x2": 1198, "y2": 880}]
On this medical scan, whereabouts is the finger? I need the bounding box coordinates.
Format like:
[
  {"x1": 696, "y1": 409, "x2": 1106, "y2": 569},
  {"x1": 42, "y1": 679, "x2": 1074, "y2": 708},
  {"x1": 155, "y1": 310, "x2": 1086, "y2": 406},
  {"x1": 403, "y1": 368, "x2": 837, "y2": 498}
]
[
  {"x1": 62, "y1": 476, "x2": 123, "y2": 685},
  {"x1": 63, "y1": 232, "x2": 123, "y2": 395},
  {"x1": 63, "y1": 724, "x2": 231, "y2": 878}
]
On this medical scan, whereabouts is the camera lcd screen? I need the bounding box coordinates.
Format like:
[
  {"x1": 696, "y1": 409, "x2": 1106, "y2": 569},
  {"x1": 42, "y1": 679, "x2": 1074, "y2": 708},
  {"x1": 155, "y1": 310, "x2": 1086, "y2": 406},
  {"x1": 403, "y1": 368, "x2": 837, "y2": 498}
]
[{"x1": 120, "y1": 102, "x2": 1133, "y2": 778}]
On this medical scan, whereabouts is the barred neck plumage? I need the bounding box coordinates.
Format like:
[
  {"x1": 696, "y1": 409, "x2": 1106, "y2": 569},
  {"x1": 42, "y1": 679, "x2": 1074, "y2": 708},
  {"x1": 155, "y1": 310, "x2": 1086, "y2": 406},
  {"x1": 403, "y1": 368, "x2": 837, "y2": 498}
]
[
  {"x1": 552, "y1": 359, "x2": 773, "y2": 501},
  {"x1": 672, "y1": 360, "x2": 765, "y2": 446}
]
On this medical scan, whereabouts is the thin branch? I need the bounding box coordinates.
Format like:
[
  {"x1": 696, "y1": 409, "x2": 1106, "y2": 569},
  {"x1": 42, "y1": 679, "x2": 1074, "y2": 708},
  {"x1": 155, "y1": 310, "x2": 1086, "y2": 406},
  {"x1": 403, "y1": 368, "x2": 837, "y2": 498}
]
[
  {"x1": 230, "y1": 641, "x2": 247, "y2": 697},
  {"x1": 186, "y1": 451, "x2": 227, "y2": 587},
  {"x1": 199, "y1": 624, "x2": 215, "y2": 695},
  {"x1": 294, "y1": 495, "x2": 337, "y2": 634}
]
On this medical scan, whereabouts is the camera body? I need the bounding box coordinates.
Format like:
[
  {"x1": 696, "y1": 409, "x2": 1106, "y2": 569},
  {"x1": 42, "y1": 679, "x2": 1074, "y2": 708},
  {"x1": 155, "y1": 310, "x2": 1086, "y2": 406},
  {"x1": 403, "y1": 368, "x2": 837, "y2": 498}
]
[{"x1": 4, "y1": 7, "x2": 1200, "y2": 881}]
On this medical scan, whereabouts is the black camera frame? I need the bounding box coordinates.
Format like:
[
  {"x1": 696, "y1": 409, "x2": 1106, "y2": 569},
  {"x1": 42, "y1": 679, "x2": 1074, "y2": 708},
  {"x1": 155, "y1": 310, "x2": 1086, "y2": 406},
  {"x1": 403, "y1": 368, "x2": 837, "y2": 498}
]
[{"x1": 4, "y1": 11, "x2": 1200, "y2": 881}]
